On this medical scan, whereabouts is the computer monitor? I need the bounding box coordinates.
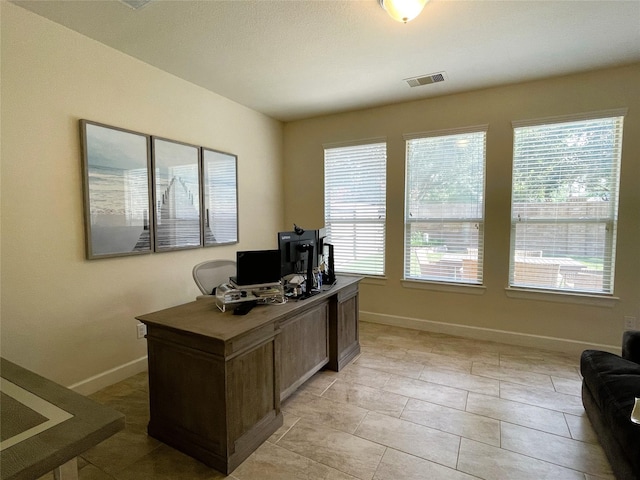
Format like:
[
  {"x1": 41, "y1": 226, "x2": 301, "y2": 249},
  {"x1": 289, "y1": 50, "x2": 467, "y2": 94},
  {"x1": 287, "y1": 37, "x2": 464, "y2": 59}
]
[
  {"x1": 233, "y1": 249, "x2": 281, "y2": 286},
  {"x1": 278, "y1": 227, "x2": 324, "y2": 278}
]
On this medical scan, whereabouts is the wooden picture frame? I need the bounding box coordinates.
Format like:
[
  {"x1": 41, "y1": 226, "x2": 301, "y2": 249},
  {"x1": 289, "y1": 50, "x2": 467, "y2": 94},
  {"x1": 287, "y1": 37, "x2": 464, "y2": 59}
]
[
  {"x1": 201, "y1": 148, "x2": 238, "y2": 246},
  {"x1": 80, "y1": 120, "x2": 153, "y2": 259},
  {"x1": 151, "y1": 137, "x2": 202, "y2": 251}
]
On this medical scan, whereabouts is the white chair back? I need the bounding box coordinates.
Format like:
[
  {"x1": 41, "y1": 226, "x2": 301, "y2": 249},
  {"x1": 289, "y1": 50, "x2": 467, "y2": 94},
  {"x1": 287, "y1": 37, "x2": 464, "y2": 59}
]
[{"x1": 192, "y1": 260, "x2": 236, "y2": 296}]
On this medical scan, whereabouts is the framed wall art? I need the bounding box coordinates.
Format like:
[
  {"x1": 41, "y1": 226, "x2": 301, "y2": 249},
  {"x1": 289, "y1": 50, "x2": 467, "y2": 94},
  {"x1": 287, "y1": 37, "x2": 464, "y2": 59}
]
[
  {"x1": 201, "y1": 148, "x2": 238, "y2": 246},
  {"x1": 151, "y1": 137, "x2": 202, "y2": 251},
  {"x1": 80, "y1": 120, "x2": 153, "y2": 259}
]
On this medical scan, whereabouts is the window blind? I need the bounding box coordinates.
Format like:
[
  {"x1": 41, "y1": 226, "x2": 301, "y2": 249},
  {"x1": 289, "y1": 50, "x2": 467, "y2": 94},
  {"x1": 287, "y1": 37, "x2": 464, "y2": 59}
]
[
  {"x1": 510, "y1": 113, "x2": 625, "y2": 293},
  {"x1": 404, "y1": 128, "x2": 486, "y2": 284},
  {"x1": 324, "y1": 141, "x2": 387, "y2": 276}
]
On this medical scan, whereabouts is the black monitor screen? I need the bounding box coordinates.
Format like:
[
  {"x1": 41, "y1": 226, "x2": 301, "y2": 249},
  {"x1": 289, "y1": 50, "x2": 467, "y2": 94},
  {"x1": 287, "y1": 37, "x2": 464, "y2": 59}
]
[
  {"x1": 234, "y1": 249, "x2": 281, "y2": 285},
  {"x1": 278, "y1": 229, "x2": 322, "y2": 277}
]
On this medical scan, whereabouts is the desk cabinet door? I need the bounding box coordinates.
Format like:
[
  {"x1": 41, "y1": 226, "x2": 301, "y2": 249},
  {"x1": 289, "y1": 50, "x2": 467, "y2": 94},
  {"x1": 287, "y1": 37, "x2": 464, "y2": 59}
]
[
  {"x1": 329, "y1": 283, "x2": 360, "y2": 371},
  {"x1": 278, "y1": 302, "x2": 329, "y2": 400}
]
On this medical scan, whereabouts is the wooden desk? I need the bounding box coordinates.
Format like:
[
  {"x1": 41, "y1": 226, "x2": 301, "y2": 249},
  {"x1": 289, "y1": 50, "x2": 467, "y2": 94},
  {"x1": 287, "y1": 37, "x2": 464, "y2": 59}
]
[
  {"x1": 136, "y1": 275, "x2": 361, "y2": 474},
  {"x1": 0, "y1": 359, "x2": 124, "y2": 480}
]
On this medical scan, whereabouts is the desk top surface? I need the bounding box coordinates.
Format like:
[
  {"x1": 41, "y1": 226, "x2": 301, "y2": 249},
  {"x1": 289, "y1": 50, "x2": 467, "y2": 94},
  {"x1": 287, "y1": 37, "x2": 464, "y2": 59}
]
[
  {"x1": 0, "y1": 358, "x2": 125, "y2": 480},
  {"x1": 136, "y1": 275, "x2": 361, "y2": 342}
]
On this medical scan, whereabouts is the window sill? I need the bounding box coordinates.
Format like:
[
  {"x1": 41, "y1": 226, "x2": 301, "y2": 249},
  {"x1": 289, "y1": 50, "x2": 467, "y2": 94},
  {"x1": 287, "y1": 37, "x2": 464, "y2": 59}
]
[
  {"x1": 401, "y1": 279, "x2": 486, "y2": 295},
  {"x1": 360, "y1": 276, "x2": 387, "y2": 286},
  {"x1": 337, "y1": 273, "x2": 387, "y2": 286},
  {"x1": 505, "y1": 287, "x2": 619, "y2": 307}
]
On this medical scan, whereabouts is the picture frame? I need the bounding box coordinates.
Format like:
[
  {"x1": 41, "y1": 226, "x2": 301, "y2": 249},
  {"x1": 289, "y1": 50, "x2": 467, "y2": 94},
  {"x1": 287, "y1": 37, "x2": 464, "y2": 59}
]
[
  {"x1": 80, "y1": 120, "x2": 153, "y2": 259},
  {"x1": 151, "y1": 137, "x2": 202, "y2": 251},
  {"x1": 201, "y1": 148, "x2": 238, "y2": 246}
]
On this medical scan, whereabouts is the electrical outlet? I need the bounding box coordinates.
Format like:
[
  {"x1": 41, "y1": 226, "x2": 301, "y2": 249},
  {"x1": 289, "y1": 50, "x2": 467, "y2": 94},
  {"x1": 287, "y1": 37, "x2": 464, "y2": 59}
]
[
  {"x1": 136, "y1": 323, "x2": 147, "y2": 339},
  {"x1": 624, "y1": 316, "x2": 637, "y2": 330}
]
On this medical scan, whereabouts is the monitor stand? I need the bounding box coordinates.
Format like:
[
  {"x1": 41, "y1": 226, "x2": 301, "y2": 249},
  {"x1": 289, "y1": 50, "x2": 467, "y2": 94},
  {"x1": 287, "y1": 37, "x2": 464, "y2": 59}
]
[{"x1": 300, "y1": 244, "x2": 318, "y2": 300}]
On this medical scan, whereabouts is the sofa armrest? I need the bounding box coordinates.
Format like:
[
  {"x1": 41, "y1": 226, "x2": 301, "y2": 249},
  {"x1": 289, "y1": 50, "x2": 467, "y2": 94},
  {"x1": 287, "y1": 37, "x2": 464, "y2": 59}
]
[{"x1": 622, "y1": 330, "x2": 640, "y2": 364}]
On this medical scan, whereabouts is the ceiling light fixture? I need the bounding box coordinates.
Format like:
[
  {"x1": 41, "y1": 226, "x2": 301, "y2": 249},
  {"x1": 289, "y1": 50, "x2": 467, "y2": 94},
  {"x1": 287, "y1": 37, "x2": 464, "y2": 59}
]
[
  {"x1": 378, "y1": 0, "x2": 429, "y2": 23},
  {"x1": 119, "y1": 0, "x2": 152, "y2": 10}
]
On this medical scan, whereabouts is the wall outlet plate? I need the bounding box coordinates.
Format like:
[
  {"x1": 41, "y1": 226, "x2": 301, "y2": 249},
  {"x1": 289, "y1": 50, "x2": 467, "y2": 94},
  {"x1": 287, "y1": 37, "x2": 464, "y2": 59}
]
[
  {"x1": 136, "y1": 323, "x2": 147, "y2": 339},
  {"x1": 624, "y1": 316, "x2": 637, "y2": 330}
]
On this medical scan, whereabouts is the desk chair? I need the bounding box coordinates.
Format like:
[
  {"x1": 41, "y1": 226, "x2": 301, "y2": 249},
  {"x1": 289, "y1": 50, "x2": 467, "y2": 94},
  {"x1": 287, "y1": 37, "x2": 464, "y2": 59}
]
[{"x1": 192, "y1": 259, "x2": 236, "y2": 299}]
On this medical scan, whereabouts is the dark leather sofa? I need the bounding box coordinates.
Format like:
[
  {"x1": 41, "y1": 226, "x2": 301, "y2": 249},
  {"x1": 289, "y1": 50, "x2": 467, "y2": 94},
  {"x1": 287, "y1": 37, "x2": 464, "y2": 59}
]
[{"x1": 581, "y1": 330, "x2": 640, "y2": 480}]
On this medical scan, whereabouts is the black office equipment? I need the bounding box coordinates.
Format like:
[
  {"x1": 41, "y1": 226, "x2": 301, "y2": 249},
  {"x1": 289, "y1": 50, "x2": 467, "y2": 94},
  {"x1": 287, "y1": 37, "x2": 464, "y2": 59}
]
[
  {"x1": 323, "y1": 242, "x2": 336, "y2": 286},
  {"x1": 277, "y1": 226, "x2": 330, "y2": 299},
  {"x1": 233, "y1": 301, "x2": 257, "y2": 315},
  {"x1": 232, "y1": 249, "x2": 281, "y2": 286},
  {"x1": 277, "y1": 226, "x2": 326, "y2": 278}
]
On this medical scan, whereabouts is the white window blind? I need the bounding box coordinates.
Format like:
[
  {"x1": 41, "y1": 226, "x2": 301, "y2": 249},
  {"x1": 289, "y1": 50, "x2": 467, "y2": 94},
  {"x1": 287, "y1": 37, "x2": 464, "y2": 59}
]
[
  {"x1": 324, "y1": 141, "x2": 387, "y2": 276},
  {"x1": 510, "y1": 111, "x2": 625, "y2": 294},
  {"x1": 404, "y1": 128, "x2": 486, "y2": 284}
]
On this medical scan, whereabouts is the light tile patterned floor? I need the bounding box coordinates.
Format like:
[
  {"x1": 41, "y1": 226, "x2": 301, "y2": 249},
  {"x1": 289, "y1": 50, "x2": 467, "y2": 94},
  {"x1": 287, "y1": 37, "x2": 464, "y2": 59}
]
[{"x1": 41, "y1": 321, "x2": 614, "y2": 480}]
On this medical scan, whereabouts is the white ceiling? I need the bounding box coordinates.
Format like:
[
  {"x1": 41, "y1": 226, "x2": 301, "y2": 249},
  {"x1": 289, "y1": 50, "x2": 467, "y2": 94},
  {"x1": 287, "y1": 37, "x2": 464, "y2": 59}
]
[{"x1": 12, "y1": 0, "x2": 640, "y2": 122}]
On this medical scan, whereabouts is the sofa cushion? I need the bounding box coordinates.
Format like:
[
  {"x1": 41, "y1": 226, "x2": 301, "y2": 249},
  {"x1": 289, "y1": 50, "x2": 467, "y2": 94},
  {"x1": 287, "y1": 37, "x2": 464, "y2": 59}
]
[{"x1": 581, "y1": 350, "x2": 640, "y2": 474}]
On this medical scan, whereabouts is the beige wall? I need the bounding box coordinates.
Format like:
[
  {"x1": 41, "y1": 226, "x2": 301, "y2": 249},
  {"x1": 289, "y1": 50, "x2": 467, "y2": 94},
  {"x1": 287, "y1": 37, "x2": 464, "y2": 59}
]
[
  {"x1": 283, "y1": 64, "x2": 640, "y2": 352},
  {"x1": 0, "y1": 3, "x2": 284, "y2": 391}
]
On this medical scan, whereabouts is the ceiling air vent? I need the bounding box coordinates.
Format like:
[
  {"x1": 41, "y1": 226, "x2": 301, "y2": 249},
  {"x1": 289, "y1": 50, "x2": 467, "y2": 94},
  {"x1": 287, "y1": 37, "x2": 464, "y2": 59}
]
[
  {"x1": 119, "y1": 0, "x2": 152, "y2": 10},
  {"x1": 405, "y1": 72, "x2": 446, "y2": 88}
]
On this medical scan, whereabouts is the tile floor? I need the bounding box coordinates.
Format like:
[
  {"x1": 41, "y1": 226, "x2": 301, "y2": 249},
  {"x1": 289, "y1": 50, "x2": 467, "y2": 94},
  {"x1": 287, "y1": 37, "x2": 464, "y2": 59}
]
[{"x1": 41, "y1": 322, "x2": 614, "y2": 480}]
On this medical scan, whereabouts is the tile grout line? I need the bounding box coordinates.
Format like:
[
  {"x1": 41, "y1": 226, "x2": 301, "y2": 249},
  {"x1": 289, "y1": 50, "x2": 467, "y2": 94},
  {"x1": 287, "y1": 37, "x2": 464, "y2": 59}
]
[{"x1": 370, "y1": 446, "x2": 388, "y2": 480}]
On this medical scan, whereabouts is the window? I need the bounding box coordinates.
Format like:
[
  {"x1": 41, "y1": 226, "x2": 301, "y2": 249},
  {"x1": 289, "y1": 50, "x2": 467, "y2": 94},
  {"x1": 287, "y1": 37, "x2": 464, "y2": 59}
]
[
  {"x1": 510, "y1": 110, "x2": 625, "y2": 294},
  {"x1": 404, "y1": 127, "x2": 487, "y2": 284},
  {"x1": 324, "y1": 140, "x2": 387, "y2": 276}
]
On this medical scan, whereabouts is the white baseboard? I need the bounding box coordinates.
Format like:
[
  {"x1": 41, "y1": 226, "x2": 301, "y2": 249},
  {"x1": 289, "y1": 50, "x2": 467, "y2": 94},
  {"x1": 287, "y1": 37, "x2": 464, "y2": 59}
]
[
  {"x1": 360, "y1": 311, "x2": 620, "y2": 356},
  {"x1": 68, "y1": 356, "x2": 148, "y2": 395}
]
